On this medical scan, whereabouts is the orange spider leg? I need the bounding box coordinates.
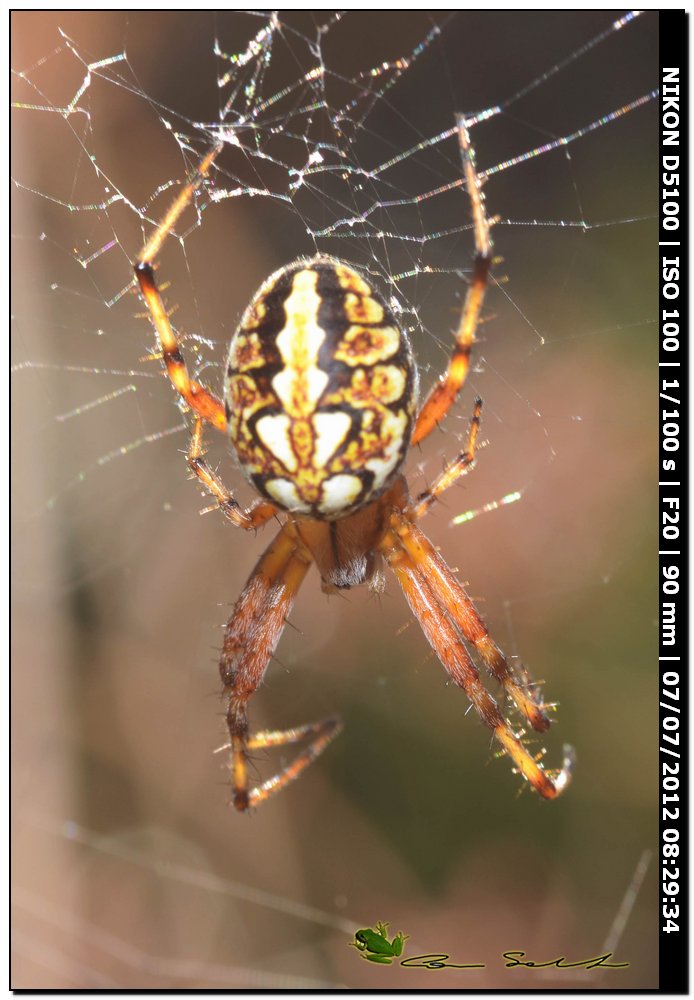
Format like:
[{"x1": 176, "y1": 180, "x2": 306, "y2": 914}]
[
  {"x1": 413, "y1": 397, "x2": 482, "y2": 520},
  {"x1": 381, "y1": 516, "x2": 573, "y2": 799},
  {"x1": 395, "y1": 517, "x2": 551, "y2": 733},
  {"x1": 187, "y1": 416, "x2": 278, "y2": 529},
  {"x1": 412, "y1": 118, "x2": 492, "y2": 446},
  {"x1": 245, "y1": 717, "x2": 343, "y2": 808},
  {"x1": 135, "y1": 143, "x2": 227, "y2": 433},
  {"x1": 219, "y1": 523, "x2": 341, "y2": 810}
]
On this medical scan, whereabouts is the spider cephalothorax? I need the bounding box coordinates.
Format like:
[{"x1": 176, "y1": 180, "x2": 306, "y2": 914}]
[
  {"x1": 135, "y1": 123, "x2": 574, "y2": 811},
  {"x1": 225, "y1": 257, "x2": 417, "y2": 520}
]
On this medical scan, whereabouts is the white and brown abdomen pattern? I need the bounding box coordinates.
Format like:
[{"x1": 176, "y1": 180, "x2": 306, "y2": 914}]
[{"x1": 225, "y1": 257, "x2": 417, "y2": 519}]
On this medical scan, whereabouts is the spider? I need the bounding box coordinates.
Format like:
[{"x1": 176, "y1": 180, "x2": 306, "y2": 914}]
[{"x1": 134, "y1": 119, "x2": 574, "y2": 811}]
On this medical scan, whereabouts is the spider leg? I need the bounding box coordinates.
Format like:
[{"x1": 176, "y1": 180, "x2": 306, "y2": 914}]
[
  {"x1": 219, "y1": 523, "x2": 342, "y2": 810},
  {"x1": 381, "y1": 515, "x2": 573, "y2": 799},
  {"x1": 244, "y1": 717, "x2": 343, "y2": 808},
  {"x1": 187, "y1": 416, "x2": 278, "y2": 529},
  {"x1": 413, "y1": 397, "x2": 482, "y2": 520},
  {"x1": 412, "y1": 119, "x2": 492, "y2": 446},
  {"x1": 396, "y1": 517, "x2": 551, "y2": 731},
  {"x1": 134, "y1": 144, "x2": 227, "y2": 432}
]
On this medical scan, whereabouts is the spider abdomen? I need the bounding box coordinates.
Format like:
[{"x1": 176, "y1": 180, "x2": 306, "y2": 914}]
[{"x1": 225, "y1": 257, "x2": 417, "y2": 519}]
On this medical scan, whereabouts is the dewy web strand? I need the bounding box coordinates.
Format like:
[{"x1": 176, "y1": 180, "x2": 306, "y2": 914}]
[{"x1": 12, "y1": 12, "x2": 657, "y2": 508}]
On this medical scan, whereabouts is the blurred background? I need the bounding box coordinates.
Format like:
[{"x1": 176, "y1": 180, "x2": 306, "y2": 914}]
[{"x1": 12, "y1": 11, "x2": 658, "y2": 989}]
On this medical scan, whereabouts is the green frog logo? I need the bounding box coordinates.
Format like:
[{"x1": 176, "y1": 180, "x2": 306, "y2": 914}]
[{"x1": 350, "y1": 922, "x2": 409, "y2": 964}]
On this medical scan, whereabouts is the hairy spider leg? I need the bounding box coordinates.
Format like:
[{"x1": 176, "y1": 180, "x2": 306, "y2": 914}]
[
  {"x1": 413, "y1": 398, "x2": 482, "y2": 520},
  {"x1": 135, "y1": 144, "x2": 227, "y2": 433},
  {"x1": 219, "y1": 523, "x2": 341, "y2": 810},
  {"x1": 411, "y1": 393, "x2": 550, "y2": 732},
  {"x1": 412, "y1": 119, "x2": 492, "y2": 446},
  {"x1": 133, "y1": 145, "x2": 343, "y2": 809},
  {"x1": 395, "y1": 517, "x2": 551, "y2": 732},
  {"x1": 381, "y1": 516, "x2": 574, "y2": 799},
  {"x1": 187, "y1": 416, "x2": 278, "y2": 529},
  {"x1": 245, "y1": 717, "x2": 343, "y2": 808}
]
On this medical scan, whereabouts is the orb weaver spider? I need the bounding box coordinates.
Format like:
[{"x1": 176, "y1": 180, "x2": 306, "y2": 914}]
[{"x1": 135, "y1": 118, "x2": 574, "y2": 811}]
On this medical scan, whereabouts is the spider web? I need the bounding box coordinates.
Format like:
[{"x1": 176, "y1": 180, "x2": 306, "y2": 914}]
[{"x1": 12, "y1": 11, "x2": 659, "y2": 990}]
